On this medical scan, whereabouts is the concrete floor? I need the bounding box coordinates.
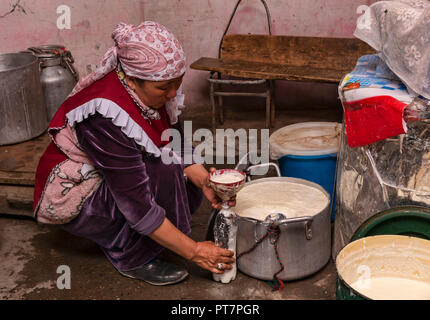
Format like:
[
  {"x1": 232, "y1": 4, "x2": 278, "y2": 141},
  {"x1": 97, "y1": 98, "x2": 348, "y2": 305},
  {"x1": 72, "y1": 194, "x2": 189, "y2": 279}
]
[{"x1": 0, "y1": 93, "x2": 343, "y2": 300}]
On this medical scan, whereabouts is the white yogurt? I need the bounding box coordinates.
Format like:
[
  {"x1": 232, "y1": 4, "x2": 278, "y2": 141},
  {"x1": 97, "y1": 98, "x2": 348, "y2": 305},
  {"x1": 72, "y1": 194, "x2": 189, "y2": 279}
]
[
  {"x1": 234, "y1": 181, "x2": 329, "y2": 220},
  {"x1": 350, "y1": 277, "x2": 430, "y2": 300},
  {"x1": 212, "y1": 222, "x2": 238, "y2": 284},
  {"x1": 211, "y1": 173, "x2": 243, "y2": 184}
]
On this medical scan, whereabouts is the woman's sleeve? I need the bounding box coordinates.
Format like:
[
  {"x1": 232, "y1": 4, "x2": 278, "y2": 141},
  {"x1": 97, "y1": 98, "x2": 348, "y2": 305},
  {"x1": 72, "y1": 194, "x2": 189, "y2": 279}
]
[
  {"x1": 74, "y1": 113, "x2": 166, "y2": 236},
  {"x1": 172, "y1": 121, "x2": 200, "y2": 168}
]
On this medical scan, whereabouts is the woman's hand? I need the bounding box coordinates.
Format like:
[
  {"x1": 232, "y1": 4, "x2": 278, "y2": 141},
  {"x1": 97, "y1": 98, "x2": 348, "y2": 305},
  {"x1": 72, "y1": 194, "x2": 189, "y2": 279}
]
[
  {"x1": 184, "y1": 165, "x2": 236, "y2": 210},
  {"x1": 203, "y1": 167, "x2": 236, "y2": 210},
  {"x1": 149, "y1": 218, "x2": 235, "y2": 274},
  {"x1": 190, "y1": 241, "x2": 235, "y2": 274}
]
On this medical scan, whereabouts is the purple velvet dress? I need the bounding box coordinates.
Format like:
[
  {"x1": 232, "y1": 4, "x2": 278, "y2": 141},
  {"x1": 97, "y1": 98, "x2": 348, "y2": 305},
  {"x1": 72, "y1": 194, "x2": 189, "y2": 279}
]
[{"x1": 62, "y1": 113, "x2": 203, "y2": 272}]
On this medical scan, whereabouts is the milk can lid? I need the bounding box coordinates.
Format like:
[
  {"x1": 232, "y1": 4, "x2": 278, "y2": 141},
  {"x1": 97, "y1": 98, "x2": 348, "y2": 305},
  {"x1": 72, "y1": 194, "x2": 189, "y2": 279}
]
[{"x1": 28, "y1": 45, "x2": 66, "y2": 59}]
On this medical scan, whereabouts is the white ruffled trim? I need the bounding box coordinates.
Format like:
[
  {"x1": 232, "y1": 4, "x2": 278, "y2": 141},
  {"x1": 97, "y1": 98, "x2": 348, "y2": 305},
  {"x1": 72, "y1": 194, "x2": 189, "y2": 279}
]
[{"x1": 65, "y1": 98, "x2": 162, "y2": 157}]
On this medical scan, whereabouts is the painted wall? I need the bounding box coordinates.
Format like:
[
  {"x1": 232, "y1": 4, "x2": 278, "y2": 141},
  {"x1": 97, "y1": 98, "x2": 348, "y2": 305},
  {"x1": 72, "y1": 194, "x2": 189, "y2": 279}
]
[
  {"x1": 0, "y1": 0, "x2": 145, "y2": 77},
  {"x1": 143, "y1": 0, "x2": 379, "y2": 116},
  {"x1": 1, "y1": 0, "x2": 379, "y2": 116}
]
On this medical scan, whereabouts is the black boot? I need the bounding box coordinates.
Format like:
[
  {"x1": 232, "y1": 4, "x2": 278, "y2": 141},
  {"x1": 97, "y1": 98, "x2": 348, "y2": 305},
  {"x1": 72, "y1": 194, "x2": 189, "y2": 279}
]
[{"x1": 118, "y1": 259, "x2": 189, "y2": 286}]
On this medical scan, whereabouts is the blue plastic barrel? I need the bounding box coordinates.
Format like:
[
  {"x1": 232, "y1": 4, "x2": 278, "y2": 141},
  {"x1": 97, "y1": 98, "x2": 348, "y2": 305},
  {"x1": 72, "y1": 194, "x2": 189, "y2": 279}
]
[{"x1": 270, "y1": 122, "x2": 341, "y2": 221}]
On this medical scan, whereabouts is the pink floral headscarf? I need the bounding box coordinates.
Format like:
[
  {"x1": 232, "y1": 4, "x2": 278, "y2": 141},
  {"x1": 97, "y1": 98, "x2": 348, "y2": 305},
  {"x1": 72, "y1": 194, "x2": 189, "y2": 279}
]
[{"x1": 69, "y1": 21, "x2": 187, "y2": 124}]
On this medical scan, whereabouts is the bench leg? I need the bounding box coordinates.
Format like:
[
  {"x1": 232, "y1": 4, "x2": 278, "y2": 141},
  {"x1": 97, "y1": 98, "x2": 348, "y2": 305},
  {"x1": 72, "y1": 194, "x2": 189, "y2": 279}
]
[
  {"x1": 265, "y1": 80, "x2": 271, "y2": 129},
  {"x1": 210, "y1": 82, "x2": 217, "y2": 133},
  {"x1": 217, "y1": 72, "x2": 224, "y2": 125},
  {"x1": 218, "y1": 95, "x2": 224, "y2": 124},
  {"x1": 270, "y1": 80, "x2": 276, "y2": 127}
]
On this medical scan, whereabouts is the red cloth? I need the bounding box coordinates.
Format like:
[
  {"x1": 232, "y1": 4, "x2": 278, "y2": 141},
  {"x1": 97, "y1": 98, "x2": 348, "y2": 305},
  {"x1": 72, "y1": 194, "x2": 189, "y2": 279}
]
[
  {"x1": 33, "y1": 70, "x2": 171, "y2": 212},
  {"x1": 342, "y1": 95, "x2": 408, "y2": 148}
]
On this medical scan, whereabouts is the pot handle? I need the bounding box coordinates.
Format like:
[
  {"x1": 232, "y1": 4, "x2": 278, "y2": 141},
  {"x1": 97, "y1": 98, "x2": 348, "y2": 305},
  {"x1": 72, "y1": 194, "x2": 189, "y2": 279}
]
[
  {"x1": 234, "y1": 152, "x2": 281, "y2": 181},
  {"x1": 245, "y1": 162, "x2": 281, "y2": 181},
  {"x1": 276, "y1": 216, "x2": 313, "y2": 240}
]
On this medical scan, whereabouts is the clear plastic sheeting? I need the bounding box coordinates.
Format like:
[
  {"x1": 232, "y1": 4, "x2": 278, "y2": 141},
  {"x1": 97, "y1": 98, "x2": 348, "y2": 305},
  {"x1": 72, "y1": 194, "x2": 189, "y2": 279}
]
[
  {"x1": 354, "y1": 0, "x2": 430, "y2": 100},
  {"x1": 333, "y1": 119, "x2": 430, "y2": 259}
]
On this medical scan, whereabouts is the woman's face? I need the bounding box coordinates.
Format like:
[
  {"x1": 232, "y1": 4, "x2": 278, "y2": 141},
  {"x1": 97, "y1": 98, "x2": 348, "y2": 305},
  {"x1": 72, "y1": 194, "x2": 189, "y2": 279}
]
[{"x1": 126, "y1": 75, "x2": 184, "y2": 109}]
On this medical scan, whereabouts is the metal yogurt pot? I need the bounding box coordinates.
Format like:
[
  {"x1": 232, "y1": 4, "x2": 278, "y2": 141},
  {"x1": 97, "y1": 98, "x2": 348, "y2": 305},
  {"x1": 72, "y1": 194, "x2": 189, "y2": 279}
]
[{"x1": 235, "y1": 163, "x2": 332, "y2": 281}]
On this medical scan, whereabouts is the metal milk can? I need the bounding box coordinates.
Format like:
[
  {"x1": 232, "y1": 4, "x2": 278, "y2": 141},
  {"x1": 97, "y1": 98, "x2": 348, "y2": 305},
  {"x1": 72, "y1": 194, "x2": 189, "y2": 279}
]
[
  {"x1": 28, "y1": 45, "x2": 78, "y2": 122},
  {"x1": 0, "y1": 52, "x2": 48, "y2": 145}
]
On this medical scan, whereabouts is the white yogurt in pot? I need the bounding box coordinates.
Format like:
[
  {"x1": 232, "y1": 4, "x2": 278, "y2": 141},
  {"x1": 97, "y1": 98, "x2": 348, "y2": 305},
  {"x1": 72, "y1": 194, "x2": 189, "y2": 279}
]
[
  {"x1": 350, "y1": 277, "x2": 430, "y2": 300},
  {"x1": 337, "y1": 235, "x2": 430, "y2": 300},
  {"x1": 234, "y1": 180, "x2": 329, "y2": 220}
]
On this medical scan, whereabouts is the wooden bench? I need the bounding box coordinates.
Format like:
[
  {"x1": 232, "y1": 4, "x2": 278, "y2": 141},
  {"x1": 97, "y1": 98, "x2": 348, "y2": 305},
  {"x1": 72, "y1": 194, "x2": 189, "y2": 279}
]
[
  {"x1": 190, "y1": 34, "x2": 374, "y2": 130},
  {"x1": 0, "y1": 133, "x2": 50, "y2": 217}
]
